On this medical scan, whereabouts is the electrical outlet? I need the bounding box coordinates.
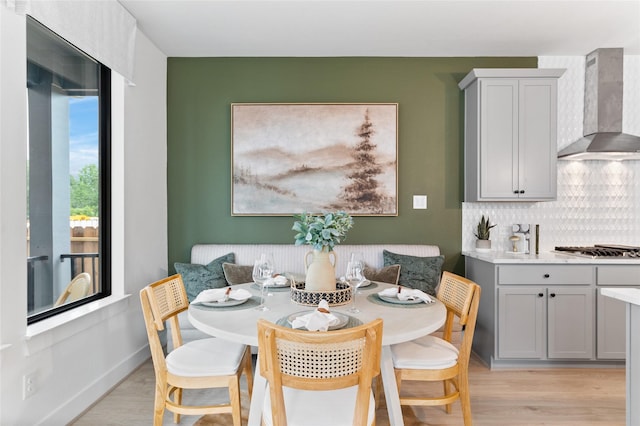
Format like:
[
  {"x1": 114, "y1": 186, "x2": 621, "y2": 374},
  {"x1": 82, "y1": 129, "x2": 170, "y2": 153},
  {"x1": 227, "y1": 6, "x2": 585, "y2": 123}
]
[{"x1": 23, "y1": 372, "x2": 37, "y2": 399}]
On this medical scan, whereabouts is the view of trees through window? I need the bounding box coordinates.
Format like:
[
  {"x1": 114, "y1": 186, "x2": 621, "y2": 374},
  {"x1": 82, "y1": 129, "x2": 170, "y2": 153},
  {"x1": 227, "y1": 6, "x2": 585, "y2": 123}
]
[
  {"x1": 68, "y1": 93, "x2": 99, "y2": 218},
  {"x1": 71, "y1": 163, "x2": 99, "y2": 217}
]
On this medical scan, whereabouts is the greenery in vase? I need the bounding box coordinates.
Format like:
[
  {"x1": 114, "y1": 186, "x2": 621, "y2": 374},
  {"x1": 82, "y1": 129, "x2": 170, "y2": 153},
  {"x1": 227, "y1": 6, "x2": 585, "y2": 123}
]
[
  {"x1": 292, "y1": 211, "x2": 354, "y2": 251},
  {"x1": 474, "y1": 215, "x2": 496, "y2": 240}
]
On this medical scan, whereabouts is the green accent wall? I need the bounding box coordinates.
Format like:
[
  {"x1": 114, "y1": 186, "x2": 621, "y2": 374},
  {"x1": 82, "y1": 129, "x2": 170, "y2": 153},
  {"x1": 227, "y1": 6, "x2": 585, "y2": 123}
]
[{"x1": 167, "y1": 57, "x2": 537, "y2": 274}]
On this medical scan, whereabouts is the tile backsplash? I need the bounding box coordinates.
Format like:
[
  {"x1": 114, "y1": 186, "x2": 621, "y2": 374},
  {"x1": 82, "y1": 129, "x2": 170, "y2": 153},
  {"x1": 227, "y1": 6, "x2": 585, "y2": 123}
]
[{"x1": 462, "y1": 55, "x2": 640, "y2": 253}]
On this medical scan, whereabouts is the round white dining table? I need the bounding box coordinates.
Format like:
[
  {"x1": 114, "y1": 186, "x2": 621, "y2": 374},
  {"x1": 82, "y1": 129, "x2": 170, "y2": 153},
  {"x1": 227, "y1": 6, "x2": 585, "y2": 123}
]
[{"x1": 188, "y1": 281, "x2": 446, "y2": 426}]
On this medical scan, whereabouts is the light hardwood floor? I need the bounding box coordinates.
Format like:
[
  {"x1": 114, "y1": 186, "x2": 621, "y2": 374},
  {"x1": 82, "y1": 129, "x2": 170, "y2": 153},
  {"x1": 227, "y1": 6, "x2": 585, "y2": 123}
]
[{"x1": 71, "y1": 353, "x2": 625, "y2": 426}]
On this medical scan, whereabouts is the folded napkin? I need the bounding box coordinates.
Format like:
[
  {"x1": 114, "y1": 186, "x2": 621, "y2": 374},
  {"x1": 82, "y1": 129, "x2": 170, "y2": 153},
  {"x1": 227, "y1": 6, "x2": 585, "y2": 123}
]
[
  {"x1": 291, "y1": 300, "x2": 340, "y2": 331},
  {"x1": 192, "y1": 287, "x2": 252, "y2": 304},
  {"x1": 378, "y1": 287, "x2": 434, "y2": 303},
  {"x1": 264, "y1": 275, "x2": 289, "y2": 287}
]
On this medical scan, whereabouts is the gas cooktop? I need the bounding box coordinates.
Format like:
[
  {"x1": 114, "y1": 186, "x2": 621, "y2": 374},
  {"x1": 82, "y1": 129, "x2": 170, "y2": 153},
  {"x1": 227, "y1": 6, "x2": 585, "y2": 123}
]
[{"x1": 555, "y1": 244, "x2": 640, "y2": 258}]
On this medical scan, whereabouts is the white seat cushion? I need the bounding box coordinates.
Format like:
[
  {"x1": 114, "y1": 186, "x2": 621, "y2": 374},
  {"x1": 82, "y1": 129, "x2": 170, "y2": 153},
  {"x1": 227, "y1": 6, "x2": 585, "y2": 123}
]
[
  {"x1": 391, "y1": 335, "x2": 459, "y2": 370},
  {"x1": 166, "y1": 338, "x2": 246, "y2": 377},
  {"x1": 262, "y1": 385, "x2": 375, "y2": 426}
]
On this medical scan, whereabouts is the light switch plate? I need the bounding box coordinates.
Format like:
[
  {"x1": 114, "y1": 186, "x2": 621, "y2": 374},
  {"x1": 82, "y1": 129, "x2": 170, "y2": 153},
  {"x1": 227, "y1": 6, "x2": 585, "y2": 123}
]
[{"x1": 413, "y1": 195, "x2": 427, "y2": 209}]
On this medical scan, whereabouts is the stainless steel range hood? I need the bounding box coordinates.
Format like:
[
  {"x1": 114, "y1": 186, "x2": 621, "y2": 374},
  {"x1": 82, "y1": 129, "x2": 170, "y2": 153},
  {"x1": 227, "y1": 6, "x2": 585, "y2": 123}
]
[{"x1": 558, "y1": 48, "x2": 640, "y2": 160}]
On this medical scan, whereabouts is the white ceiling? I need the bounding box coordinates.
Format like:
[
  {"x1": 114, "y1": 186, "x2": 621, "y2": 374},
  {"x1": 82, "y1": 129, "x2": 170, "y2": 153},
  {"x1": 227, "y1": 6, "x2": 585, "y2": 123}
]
[{"x1": 118, "y1": 0, "x2": 640, "y2": 57}]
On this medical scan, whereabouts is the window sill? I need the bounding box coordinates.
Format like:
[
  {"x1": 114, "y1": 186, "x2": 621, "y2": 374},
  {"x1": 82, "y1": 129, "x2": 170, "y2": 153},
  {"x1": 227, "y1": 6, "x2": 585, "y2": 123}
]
[{"x1": 24, "y1": 294, "x2": 131, "y2": 356}]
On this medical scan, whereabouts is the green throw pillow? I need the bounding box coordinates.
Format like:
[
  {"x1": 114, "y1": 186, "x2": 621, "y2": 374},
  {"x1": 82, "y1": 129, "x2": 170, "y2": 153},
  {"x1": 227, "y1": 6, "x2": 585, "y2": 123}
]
[
  {"x1": 382, "y1": 250, "x2": 444, "y2": 296},
  {"x1": 222, "y1": 262, "x2": 254, "y2": 285},
  {"x1": 363, "y1": 264, "x2": 401, "y2": 285},
  {"x1": 174, "y1": 253, "x2": 234, "y2": 301}
]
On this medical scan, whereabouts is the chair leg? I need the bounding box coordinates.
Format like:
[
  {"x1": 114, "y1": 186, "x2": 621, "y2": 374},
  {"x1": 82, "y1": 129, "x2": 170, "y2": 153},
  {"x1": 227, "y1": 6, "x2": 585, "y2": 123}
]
[
  {"x1": 244, "y1": 347, "x2": 254, "y2": 399},
  {"x1": 443, "y1": 380, "x2": 452, "y2": 414},
  {"x1": 153, "y1": 382, "x2": 166, "y2": 426},
  {"x1": 229, "y1": 377, "x2": 242, "y2": 426},
  {"x1": 172, "y1": 387, "x2": 183, "y2": 423},
  {"x1": 459, "y1": 373, "x2": 473, "y2": 426}
]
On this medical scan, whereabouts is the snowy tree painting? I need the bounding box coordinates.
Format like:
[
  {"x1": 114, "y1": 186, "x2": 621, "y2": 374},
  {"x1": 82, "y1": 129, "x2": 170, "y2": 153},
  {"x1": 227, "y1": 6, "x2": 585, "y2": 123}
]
[{"x1": 231, "y1": 103, "x2": 397, "y2": 216}]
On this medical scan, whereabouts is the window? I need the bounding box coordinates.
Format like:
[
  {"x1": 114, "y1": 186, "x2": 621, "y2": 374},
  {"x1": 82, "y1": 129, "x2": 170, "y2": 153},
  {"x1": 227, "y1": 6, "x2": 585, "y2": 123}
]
[{"x1": 26, "y1": 17, "x2": 111, "y2": 323}]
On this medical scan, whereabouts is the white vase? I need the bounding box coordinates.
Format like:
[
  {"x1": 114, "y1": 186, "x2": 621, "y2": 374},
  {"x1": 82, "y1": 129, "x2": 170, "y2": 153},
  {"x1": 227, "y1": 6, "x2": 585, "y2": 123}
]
[
  {"x1": 475, "y1": 239, "x2": 491, "y2": 251},
  {"x1": 304, "y1": 249, "x2": 337, "y2": 291}
]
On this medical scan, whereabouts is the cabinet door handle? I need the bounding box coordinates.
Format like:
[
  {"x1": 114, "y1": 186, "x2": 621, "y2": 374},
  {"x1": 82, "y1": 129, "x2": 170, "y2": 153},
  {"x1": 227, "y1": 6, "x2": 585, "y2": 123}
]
[
  {"x1": 513, "y1": 190, "x2": 519, "y2": 194},
  {"x1": 519, "y1": 190, "x2": 525, "y2": 194},
  {"x1": 538, "y1": 293, "x2": 544, "y2": 297},
  {"x1": 549, "y1": 293, "x2": 556, "y2": 298},
  {"x1": 543, "y1": 274, "x2": 550, "y2": 278}
]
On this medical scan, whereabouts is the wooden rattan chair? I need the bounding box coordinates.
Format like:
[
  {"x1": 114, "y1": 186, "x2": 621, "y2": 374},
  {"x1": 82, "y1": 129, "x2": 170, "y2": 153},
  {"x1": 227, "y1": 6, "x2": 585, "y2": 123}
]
[
  {"x1": 390, "y1": 271, "x2": 481, "y2": 425},
  {"x1": 140, "y1": 274, "x2": 254, "y2": 426},
  {"x1": 257, "y1": 317, "x2": 383, "y2": 426},
  {"x1": 54, "y1": 272, "x2": 91, "y2": 306}
]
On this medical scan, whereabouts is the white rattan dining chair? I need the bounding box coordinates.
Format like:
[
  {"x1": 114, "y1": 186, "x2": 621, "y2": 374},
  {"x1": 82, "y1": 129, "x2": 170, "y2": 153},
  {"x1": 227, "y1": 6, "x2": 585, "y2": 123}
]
[
  {"x1": 54, "y1": 272, "x2": 91, "y2": 306},
  {"x1": 140, "y1": 274, "x2": 254, "y2": 426},
  {"x1": 390, "y1": 271, "x2": 481, "y2": 426},
  {"x1": 257, "y1": 317, "x2": 383, "y2": 426}
]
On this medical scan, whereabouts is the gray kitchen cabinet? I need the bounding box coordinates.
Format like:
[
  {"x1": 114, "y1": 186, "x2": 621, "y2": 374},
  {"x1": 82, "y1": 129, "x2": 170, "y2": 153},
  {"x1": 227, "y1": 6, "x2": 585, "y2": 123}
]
[
  {"x1": 458, "y1": 69, "x2": 565, "y2": 201},
  {"x1": 596, "y1": 289, "x2": 626, "y2": 359},
  {"x1": 498, "y1": 284, "x2": 594, "y2": 360},
  {"x1": 498, "y1": 286, "x2": 545, "y2": 359},
  {"x1": 546, "y1": 286, "x2": 594, "y2": 359},
  {"x1": 596, "y1": 265, "x2": 640, "y2": 359},
  {"x1": 465, "y1": 257, "x2": 603, "y2": 368}
]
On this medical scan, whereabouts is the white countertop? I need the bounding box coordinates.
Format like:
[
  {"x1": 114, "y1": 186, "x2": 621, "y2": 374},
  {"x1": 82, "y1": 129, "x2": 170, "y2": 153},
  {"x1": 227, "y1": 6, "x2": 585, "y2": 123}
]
[
  {"x1": 463, "y1": 250, "x2": 640, "y2": 265},
  {"x1": 601, "y1": 288, "x2": 640, "y2": 306}
]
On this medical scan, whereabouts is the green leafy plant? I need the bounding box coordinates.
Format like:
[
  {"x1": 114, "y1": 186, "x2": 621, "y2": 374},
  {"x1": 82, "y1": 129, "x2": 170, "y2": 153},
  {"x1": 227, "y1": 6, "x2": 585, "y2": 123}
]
[
  {"x1": 292, "y1": 211, "x2": 354, "y2": 251},
  {"x1": 475, "y1": 215, "x2": 496, "y2": 240}
]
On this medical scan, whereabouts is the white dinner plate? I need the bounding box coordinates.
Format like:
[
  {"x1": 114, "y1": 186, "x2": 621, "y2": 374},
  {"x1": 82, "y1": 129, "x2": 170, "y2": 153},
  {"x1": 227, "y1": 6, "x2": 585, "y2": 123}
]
[
  {"x1": 287, "y1": 310, "x2": 349, "y2": 331},
  {"x1": 201, "y1": 298, "x2": 249, "y2": 307},
  {"x1": 265, "y1": 281, "x2": 290, "y2": 288},
  {"x1": 251, "y1": 282, "x2": 290, "y2": 291},
  {"x1": 377, "y1": 294, "x2": 424, "y2": 305}
]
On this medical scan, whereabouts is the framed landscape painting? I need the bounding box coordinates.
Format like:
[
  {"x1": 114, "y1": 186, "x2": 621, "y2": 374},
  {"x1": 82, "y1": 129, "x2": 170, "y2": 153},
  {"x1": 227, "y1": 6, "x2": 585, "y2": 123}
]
[{"x1": 231, "y1": 103, "x2": 398, "y2": 216}]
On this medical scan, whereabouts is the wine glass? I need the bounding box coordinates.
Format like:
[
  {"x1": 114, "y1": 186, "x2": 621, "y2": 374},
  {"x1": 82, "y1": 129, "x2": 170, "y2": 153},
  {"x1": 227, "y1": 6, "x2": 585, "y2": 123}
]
[
  {"x1": 348, "y1": 252, "x2": 365, "y2": 293},
  {"x1": 263, "y1": 253, "x2": 276, "y2": 297},
  {"x1": 253, "y1": 254, "x2": 274, "y2": 311},
  {"x1": 345, "y1": 257, "x2": 365, "y2": 313}
]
